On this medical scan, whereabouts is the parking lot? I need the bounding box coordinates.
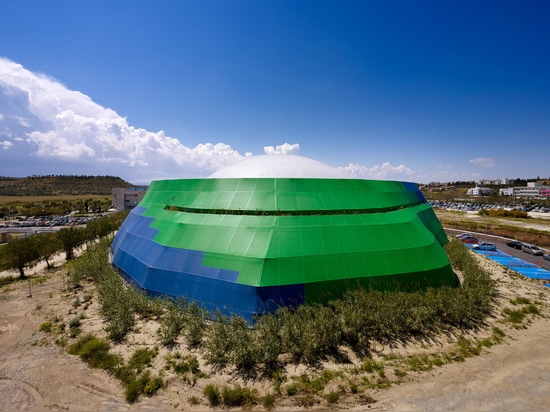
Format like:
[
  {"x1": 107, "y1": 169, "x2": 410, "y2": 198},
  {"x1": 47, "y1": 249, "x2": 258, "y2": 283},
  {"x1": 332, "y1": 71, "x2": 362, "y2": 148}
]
[{"x1": 446, "y1": 228, "x2": 550, "y2": 273}]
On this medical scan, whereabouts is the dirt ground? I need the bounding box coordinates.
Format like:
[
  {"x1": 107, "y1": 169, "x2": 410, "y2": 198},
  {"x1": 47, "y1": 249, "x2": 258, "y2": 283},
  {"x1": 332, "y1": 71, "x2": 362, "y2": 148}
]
[{"x1": 1, "y1": 253, "x2": 550, "y2": 411}]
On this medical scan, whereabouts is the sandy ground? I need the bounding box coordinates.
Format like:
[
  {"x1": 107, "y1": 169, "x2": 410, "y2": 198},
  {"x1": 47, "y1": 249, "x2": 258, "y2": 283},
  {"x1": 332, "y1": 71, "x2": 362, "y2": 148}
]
[{"x1": 1, "y1": 253, "x2": 550, "y2": 411}]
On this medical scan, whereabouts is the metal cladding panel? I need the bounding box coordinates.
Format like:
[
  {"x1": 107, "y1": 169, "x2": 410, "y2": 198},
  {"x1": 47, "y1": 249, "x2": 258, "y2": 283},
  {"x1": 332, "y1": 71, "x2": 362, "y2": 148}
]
[
  {"x1": 142, "y1": 178, "x2": 425, "y2": 212},
  {"x1": 111, "y1": 178, "x2": 457, "y2": 322}
]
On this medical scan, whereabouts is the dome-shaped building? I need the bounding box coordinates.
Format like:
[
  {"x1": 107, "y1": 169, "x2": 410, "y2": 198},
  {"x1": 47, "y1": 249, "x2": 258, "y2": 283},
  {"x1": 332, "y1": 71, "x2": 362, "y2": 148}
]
[{"x1": 110, "y1": 155, "x2": 457, "y2": 322}]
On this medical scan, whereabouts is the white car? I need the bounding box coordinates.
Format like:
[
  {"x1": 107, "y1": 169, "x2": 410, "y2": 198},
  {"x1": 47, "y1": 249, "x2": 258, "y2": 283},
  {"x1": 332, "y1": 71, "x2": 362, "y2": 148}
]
[{"x1": 472, "y1": 242, "x2": 497, "y2": 251}]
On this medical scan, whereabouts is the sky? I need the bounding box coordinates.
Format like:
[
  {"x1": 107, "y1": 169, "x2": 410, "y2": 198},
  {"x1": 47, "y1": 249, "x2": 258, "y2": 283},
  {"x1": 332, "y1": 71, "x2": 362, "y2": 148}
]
[{"x1": 0, "y1": 0, "x2": 549, "y2": 185}]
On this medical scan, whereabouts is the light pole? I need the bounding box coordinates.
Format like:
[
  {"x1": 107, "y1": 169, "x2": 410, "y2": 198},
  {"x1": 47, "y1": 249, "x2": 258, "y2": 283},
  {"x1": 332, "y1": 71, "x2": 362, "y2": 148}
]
[{"x1": 484, "y1": 210, "x2": 487, "y2": 242}]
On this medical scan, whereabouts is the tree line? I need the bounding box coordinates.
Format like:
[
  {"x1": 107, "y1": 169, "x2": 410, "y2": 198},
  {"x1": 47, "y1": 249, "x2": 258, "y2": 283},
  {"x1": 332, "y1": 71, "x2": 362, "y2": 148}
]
[
  {"x1": 0, "y1": 212, "x2": 128, "y2": 278},
  {"x1": 0, "y1": 175, "x2": 133, "y2": 196}
]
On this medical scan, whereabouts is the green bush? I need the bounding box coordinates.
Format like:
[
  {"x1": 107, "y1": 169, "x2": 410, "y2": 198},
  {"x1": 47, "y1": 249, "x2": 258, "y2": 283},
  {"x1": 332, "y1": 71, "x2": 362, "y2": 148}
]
[
  {"x1": 262, "y1": 392, "x2": 276, "y2": 410},
  {"x1": 253, "y1": 313, "x2": 282, "y2": 372},
  {"x1": 122, "y1": 370, "x2": 163, "y2": 403},
  {"x1": 229, "y1": 316, "x2": 259, "y2": 374},
  {"x1": 157, "y1": 299, "x2": 186, "y2": 348},
  {"x1": 184, "y1": 301, "x2": 207, "y2": 347},
  {"x1": 221, "y1": 384, "x2": 258, "y2": 408},
  {"x1": 278, "y1": 304, "x2": 341, "y2": 365},
  {"x1": 39, "y1": 321, "x2": 52, "y2": 333},
  {"x1": 128, "y1": 347, "x2": 159, "y2": 373},
  {"x1": 68, "y1": 317, "x2": 80, "y2": 328},
  {"x1": 326, "y1": 390, "x2": 339, "y2": 404},
  {"x1": 203, "y1": 311, "x2": 232, "y2": 369},
  {"x1": 204, "y1": 384, "x2": 221, "y2": 406},
  {"x1": 96, "y1": 270, "x2": 135, "y2": 342},
  {"x1": 67, "y1": 334, "x2": 122, "y2": 371}
]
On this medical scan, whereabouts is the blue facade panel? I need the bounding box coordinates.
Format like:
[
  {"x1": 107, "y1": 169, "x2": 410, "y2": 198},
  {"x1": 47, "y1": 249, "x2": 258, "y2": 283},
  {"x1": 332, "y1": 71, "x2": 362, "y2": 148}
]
[{"x1": 111, "y1": 205, "x2": 307, "y2": 322}]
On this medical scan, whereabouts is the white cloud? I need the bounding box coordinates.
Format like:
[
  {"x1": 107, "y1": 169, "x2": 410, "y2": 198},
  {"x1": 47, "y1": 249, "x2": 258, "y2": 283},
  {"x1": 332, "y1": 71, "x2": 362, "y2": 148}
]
[
  {"x1": 264, "y1": 142, "x2": 300, "y2": 155},
  {"x1": 337, "y1": 162, "x2": 414, "y2": 180},
  {"x1": 469, "y1": 157, "x2": 496, "y2": 168},
  {"x1": 1, "y1": 140, "x2": 13, "y2": 149},
  {"x1": 0, "y1": 57, "x2": 248, "y2": 181},
  {"x1": 0, "y1": 59, "x2": 422, "y2": 184}
]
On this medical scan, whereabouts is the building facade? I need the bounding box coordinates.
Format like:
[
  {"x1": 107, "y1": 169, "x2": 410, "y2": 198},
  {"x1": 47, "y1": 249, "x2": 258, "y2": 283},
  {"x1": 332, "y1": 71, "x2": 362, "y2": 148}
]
[
  {"x1": 499, "y1": 182, "x2": 550, "y2": 200},
  {"x1": 466, "y1": 186, "x2": 493, "y2": 196},
  {"x1": 112, "y1": 187, "x2": 148, "y2": 211}
]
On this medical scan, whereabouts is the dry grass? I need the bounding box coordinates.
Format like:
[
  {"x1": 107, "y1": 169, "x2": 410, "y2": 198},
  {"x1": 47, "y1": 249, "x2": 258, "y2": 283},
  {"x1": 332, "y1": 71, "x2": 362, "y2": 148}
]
[{"x1": 0, "y1": 194, "x2": 109, "y2": 206}]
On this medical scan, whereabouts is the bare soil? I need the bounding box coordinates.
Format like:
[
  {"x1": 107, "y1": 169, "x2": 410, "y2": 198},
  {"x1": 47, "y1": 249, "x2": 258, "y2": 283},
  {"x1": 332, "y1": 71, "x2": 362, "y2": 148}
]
[{"x1": 1, "y1": 252, "x2": 550, "y2": 411}]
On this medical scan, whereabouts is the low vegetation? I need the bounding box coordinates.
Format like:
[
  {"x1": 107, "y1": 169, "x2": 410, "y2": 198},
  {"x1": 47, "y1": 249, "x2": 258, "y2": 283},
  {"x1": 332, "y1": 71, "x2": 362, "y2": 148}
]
[
  {"x1": 0, "y1": 175, "x2": 131, "y2": 197},
  {"x1": 34, "y1": 234, "x2": 512, "y2": 408},
  {"x1": 7, "y1": 201, "x2": 546, "y2": 408},
  {"x1": 67, "y1": 334, "x2": 163, "y2": 403}
]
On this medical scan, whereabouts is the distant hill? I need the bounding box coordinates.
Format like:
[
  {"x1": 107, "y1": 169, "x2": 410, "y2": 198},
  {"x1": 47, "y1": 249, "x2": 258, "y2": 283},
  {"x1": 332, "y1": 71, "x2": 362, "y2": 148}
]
[{"x1": 0, "y1": 175, "x2": 134, "y2": 196}]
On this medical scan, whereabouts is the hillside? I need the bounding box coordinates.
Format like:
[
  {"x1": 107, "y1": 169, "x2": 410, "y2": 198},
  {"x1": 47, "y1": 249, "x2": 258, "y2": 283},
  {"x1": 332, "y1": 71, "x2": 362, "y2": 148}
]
[{"x1": 0, "y1": 175, "x2": 133, "y2": 196}]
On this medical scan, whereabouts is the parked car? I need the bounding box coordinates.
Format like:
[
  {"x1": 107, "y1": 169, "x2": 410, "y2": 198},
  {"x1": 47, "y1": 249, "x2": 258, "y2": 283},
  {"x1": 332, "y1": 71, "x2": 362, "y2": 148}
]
[
  {"x1": 472, "y1": 242, "x2": 497, "y2": 251},
  {"x1": 456, "y1": 233, "x2": 474, "y2": 239},
  {"x1": 506, "y1": 240, "x2": 524, "y2": 249},
  {"x1": 544, "y1": 253, "x2": 550, "y2": 261},
  {"x1": 460, "y1": 235, "x2": 479, "y2": 244},
  {"x1": 521, "y1": 244, "x2": 544, "y2": 256}
]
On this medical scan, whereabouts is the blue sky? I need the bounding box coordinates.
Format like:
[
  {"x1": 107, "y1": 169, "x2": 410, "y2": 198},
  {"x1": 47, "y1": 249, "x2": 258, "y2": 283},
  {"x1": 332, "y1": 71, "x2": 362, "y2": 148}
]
[{"x1": 1, "y1": 0, "x2": 549, "y2": 184}]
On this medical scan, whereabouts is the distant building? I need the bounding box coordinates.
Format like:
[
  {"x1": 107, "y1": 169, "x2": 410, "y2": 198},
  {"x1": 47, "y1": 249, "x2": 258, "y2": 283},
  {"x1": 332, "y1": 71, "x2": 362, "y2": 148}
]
[
  {"x1": 467, "y1": 186, "x2": 492, "y2": 196},
  {"x1": 499, "y1": 187, "x2": 515, "y2": 196},
  {"x1": 112, "y1": 187, "x2": 148, "y2": 211},
  {"x1": 479, "y1": 178, "x2": 509, "y2": 186},
  {"x1": 499, "y1": 182, "x2": 550, "y2": 200}
]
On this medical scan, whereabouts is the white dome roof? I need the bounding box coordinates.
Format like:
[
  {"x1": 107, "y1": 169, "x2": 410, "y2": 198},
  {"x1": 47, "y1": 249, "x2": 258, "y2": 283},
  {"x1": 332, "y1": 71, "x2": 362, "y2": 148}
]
[{"x1": 208, "y1": 155, "x2": 346, "y2": 178}]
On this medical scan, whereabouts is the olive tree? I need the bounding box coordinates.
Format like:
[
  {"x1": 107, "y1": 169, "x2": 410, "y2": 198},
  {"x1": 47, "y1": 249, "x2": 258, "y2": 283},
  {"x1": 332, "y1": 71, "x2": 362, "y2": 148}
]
[
  {"x1": 2, "y1": 236, "x2": 40, "y2": 278},
  {"x1": 56, "y1": 227, "x2": 87, "y2": 260}
]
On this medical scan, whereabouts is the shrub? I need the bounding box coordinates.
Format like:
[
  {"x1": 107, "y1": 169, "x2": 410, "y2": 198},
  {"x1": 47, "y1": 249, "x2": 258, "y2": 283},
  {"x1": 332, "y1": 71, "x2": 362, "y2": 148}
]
[
  {"x1": 204, "y1": 384, "x2": 221, "y2": 406},
  {"x1": 188, "y1": 395, "x2": 200, "y2": 405},
  {"x1": 68, "y1": 317, "x2": 80, "y2": 328},
  {"x1": 69, "y1": 326, "x2": 81, "y2": 338},
  {"x1": 229, "y1": 316, "x2": 259, "y2": 374},
  {"x1": 253, "y1": 313, "x2": 282, "y2": 372},
  {"x1": 123, "y1": 370, "x2": 163, "y2": 403},
  {"x1": 263, "y1": 392, "x2": 276, "y2": 410},
  {"x1": 165, "y1": 353, "x2": 203, "y2": 384},
  {"x1": 124, "y1": 380, "x2": 141, "y2": 404},
  {"x1": 221, "y1": 384, "x2": 258, "y2": 408},
  {"x1": 128, "y1": 347, "x2": 159, "y2": 373},
  {"x1": 142, "y1": 375, "x2": 163, "y2": 397},
  {"x1": 203, "y1": 311, "x2": 232, "y2": 369},
  {"x1": 157, "y1": 299, "x2": 186, "y2": 348},
  {"x1": 39, "y1": 321, "x2": 52, "y2": 333},
  {"x1": 67, "y1": 334, "x2": 122, "y2": 371},
  {"x1": 326, "y1": 390, "x2": 339, "y2": 404},
  {"x1": 184, "y1": 301, "x2": 207, "y2": 347},
  {"x1": 278, "y1": 304, "x2": 341, "y2": 365}
]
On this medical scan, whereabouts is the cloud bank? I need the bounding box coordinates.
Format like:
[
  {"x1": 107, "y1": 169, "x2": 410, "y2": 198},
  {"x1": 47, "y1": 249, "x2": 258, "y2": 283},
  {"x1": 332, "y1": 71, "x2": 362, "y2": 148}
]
[
  {"x1": 0, "y1": 58, "x2": 416, "y2": 183},
  {"x1": 0, "y1": 58, "x2": 247, "y2": 181},
  {"x1": 469, "y1": 157, "x2": 496, "y2": 168},
  {"x1": 264, "y1": 143, "x2": 300, "y2": 155}
]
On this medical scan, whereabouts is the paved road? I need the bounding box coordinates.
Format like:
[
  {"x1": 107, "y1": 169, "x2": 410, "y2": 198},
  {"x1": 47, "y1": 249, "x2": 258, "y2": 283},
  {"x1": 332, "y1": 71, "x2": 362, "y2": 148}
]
[{"x1": 445, "y1": 228, "x2": 550, "y2": 272}]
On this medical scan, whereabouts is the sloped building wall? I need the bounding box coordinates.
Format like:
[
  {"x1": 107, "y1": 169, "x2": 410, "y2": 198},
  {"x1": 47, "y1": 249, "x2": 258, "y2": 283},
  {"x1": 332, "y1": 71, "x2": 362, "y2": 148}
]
[{"x1": 111, "y1": 178, "x2": 457, "y2": 322}]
